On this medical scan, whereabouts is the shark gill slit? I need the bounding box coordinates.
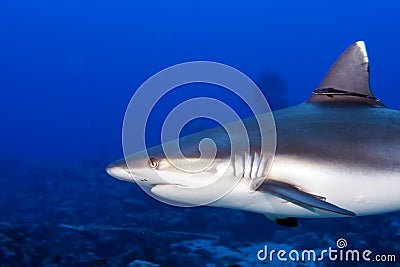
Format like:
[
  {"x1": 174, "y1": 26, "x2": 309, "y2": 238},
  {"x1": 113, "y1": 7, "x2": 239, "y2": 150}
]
[{"x1": 234, "y1": 152, "x2": 268, "y2": 180}]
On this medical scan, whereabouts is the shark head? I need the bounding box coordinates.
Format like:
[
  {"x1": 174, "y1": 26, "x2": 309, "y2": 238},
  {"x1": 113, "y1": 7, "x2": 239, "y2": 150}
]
[
  {"x1": 105, "y1": 118, "x2": 274, "y2": 207},
  {"x1": 106, "y1": 128, "x2": 233, "y2": 189},
  {"x1": 106, "y1": 130, "x2": 240, "y2": 207}
]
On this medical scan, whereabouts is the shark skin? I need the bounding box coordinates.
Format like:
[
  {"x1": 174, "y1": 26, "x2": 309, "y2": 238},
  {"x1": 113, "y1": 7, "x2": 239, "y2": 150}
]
[{"x1": 107, "y1": 41, "x2": 400, "y2": 227}]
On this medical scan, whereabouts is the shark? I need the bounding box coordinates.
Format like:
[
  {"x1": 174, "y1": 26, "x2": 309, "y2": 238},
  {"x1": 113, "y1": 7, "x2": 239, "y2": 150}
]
[{"x1": 106, "y1": 41, "x2": 400, "y2": 227}]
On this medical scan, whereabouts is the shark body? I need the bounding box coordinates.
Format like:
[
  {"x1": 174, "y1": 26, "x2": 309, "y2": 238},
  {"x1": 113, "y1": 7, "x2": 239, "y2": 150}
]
[{"x1": 107, "y1": 42, "x2": 400, "y2": 226}]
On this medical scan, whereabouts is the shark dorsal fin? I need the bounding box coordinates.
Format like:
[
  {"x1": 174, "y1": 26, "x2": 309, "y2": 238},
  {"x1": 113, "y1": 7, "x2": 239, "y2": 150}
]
[{"x1": 308, "y1": 41, "x2": 384, "y2": 107}]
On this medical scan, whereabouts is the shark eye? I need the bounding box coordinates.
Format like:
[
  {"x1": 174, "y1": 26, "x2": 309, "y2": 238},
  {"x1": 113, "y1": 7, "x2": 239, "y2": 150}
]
[{"x1": 149, "y1": 158, "x2": 159, "y2": 169}]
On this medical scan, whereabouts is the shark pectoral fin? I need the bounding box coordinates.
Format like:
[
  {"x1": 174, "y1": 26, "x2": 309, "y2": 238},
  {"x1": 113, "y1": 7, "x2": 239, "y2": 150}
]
[
  {"x1": 258, "y1": 180, "x2": 356, "y2": 216},
  {"x1": 264, "y1": 214, "x2": 298, "y2": 227}
]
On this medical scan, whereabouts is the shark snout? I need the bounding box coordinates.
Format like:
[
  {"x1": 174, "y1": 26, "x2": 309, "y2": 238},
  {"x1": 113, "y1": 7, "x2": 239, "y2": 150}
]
[{"x1": 106, "y1": 158, "x2": 132, "y2": 181}]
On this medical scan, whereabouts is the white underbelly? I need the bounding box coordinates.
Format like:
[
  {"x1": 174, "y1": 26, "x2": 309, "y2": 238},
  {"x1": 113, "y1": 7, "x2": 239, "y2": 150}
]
[{"x1": 213, "y1": 156, "x2": 400, "y2": 218}]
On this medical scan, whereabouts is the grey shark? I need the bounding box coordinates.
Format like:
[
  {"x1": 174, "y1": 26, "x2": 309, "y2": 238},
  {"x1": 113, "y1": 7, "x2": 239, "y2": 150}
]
[{"x1": 107, "y1": 41, "x2": 400, "y2": 227}]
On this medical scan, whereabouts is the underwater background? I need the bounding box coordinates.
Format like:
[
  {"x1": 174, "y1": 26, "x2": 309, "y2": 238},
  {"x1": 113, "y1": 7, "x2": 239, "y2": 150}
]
[{"x1": 1, "y1": 0, "x2": 400, "y2": 266}]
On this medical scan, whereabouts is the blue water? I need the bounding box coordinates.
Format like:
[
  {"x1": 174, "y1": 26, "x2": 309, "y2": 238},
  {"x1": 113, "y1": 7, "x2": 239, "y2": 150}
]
[{"x1": 1, "y1": 1, "x2": 400, "y2": 266}]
